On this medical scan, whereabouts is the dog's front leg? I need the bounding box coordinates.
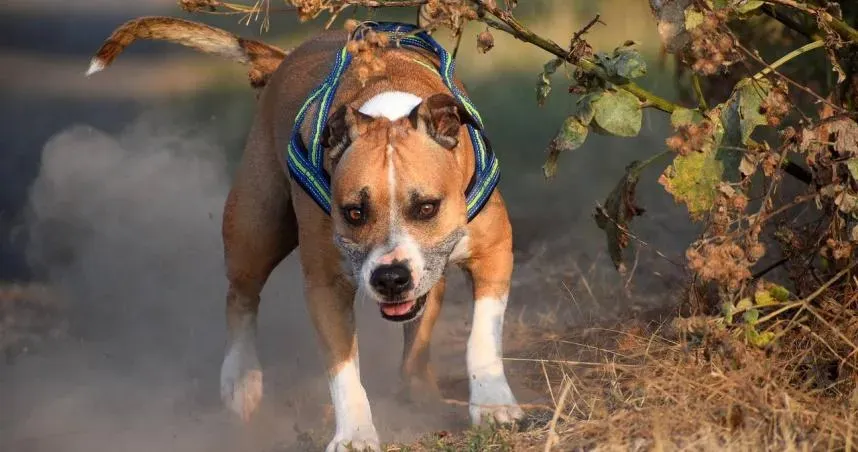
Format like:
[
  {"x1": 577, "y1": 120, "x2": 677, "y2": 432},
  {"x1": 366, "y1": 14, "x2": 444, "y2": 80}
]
[
  {"x1": 463, "y1": 245, "x2": 524, "y2": 426},
  {"x1": 305, "y1": 282, "x2": 380, "y2": 452}
]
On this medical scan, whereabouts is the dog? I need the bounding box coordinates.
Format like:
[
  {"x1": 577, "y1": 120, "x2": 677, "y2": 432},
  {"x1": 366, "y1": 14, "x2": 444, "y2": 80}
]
[{"x1": 88, "y1": 17, "x2": 523, "y2": 451}]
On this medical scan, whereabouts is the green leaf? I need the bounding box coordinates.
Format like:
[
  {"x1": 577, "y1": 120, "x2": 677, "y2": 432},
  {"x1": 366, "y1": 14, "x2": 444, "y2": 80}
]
[
  {"x1": 735, "y1": 0, "x2": 764, "y2": 14},
  {"x1": 536, "y1": 58, "x2": 563, "y2": 107},
  {"x1": 543, "y1": 116, "x2": 589, "y2": 179},
  {"x1": 573, "y1": 92, "x2": 601, "y2": 125},
  {"x1": 592, "y1": 90, "x2": 643, "y2": 137},
  {"x1": 659, "y1": 146, "x2": 724, "y2": 219},
  {"x1": 754, "y1": 291, "x2": 775, "y2": 307},
  {"x1": 736, "y1": 298, "x2": 754, "y2": 310},
  {"x1": 610, "y1": 46, "x2": 648, "y2": 80},
  {"x1": 743, "y1": 308, "x2": 760, "y2": 325},
  {"x1": 684, "y1": 8, "x2": 705, "y2": 30},
  {"x1": 670, "y1": 107, "x2": 704, "y2": 128},
  {"x1": 594, "y1": 160, "x2": 648, "y2": 273},
  {"x1": 722, "y1": 302, "x2": 736, "y2": 324},
  {"x1": 720, "y1": 78, "x2": 772, "y2": 147},
  {"x1": 768, "y1": 285, "x2": 790, "y2": 302},
  {"x1": 747, "y1": 328, "x2": 775, "y2": 348}
]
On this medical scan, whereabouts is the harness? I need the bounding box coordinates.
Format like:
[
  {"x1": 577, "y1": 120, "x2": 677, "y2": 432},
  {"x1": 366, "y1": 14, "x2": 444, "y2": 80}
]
[{"x1": 285, "y1": 22, "x2": 500, "y2": 222}]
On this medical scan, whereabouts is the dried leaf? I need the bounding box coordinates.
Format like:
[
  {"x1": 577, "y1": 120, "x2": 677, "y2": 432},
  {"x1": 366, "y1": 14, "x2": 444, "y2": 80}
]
[
  {"x1": 846, "y1": 158, "x2": 858, "y2": 180},
  {"x1": 739, "y1": 154, "x2": 758, "y2": 177},
  {"x1": 834, "y1": 191, "x2": 858, "y2": 215},
  {"x1": 829, "y1": 118, "x2": 858, "y2": 156},
  {"x1": 595, "y1": 160, "x2": 648, "y2": 273},
  {"x1": 592, "y1": 90, "x2": 643, "y2": 137},
  {"x1": 543, "y1": 116, "x2": 589, "y2": 179}
]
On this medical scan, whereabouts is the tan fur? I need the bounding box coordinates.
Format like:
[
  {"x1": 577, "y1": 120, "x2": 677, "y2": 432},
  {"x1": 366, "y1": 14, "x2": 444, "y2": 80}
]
[{"x1": 88, "y1": 16, "x2": 288, "y2": 88}]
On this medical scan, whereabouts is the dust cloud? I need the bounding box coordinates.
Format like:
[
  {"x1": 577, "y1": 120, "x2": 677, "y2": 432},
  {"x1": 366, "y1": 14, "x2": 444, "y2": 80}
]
[{"x1": 1, "y1": 111, "x2": 467, "y2": 452}]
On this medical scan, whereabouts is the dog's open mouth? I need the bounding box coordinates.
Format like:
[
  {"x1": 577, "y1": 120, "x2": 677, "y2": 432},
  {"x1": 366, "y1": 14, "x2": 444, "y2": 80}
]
[{"x1": 379, "y1": 294, "x2": 427, "y2": 322}]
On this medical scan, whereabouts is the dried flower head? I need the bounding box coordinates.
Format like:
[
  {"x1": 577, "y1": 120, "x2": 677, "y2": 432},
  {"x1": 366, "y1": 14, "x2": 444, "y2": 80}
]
[
  {"x1": 666, "y1": 120, "x2": 716, "y2": 156},
  {"x1": 477, "y1": 29, "x2": 495, "y2": 53},
  {"x1": 685, "y1": 9, "x2": 741, "y2": 75}
]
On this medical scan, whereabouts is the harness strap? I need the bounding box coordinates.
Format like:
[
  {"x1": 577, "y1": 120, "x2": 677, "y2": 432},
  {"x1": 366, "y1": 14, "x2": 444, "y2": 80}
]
[{"x1": 286, "y1": 22, "x2": 500, "y2": 222}]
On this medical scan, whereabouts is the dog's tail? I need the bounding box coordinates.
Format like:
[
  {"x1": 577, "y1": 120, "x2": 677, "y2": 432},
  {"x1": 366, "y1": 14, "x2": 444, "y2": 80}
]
[{"x1": 86, "y1": 16, "x2": 288, "y2": 88}]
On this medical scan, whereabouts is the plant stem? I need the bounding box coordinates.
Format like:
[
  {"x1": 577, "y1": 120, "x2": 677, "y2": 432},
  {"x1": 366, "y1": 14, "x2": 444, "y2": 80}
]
[
  {"x1": 769, "y1": 0, "x2": 858, "y2": 43},
  {"x1": 476, "y1": 8, "x2": 679, "y2": 113},
  {"x1": 752, "y1": 39, "x2": 826, "y2": 80},
  {"x1": 761, "y1": 4, "x2": 821, "y2": 41},
  {"x1": 692, "y1": 73, "x2": 708, "y2": 110}
]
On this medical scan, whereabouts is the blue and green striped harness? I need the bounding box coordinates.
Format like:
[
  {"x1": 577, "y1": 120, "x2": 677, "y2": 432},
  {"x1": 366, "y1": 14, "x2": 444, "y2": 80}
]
[{"x1": 285, "y1": 22, "x2": 500, "y2": 222}]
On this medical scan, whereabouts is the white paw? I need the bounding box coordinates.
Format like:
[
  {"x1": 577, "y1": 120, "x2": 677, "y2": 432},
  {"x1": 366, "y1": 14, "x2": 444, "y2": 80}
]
[
  {"x1": 469, "y1": 376, "x2": 524, "y2": 426},
  {"x1": 325, "y1": 430, "x2": 381, "y2": 452},
  {"x1": 220, "y1": 345, "x2": 262, "y2": 421}
]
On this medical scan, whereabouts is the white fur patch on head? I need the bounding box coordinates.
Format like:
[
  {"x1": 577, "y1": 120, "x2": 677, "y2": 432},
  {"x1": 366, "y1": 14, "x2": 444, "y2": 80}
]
[{"x1": 358, "y1": 91, "x2": 423, "y2": 121}]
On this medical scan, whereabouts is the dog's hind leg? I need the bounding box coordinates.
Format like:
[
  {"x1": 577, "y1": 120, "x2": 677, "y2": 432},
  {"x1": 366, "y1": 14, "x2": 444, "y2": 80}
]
[
  {"x1": 400, "y1": 277, "x2": 445, "y2": 405},
  {"x1": 220, "y1": 132, "x2": 298, "y2": 421}
]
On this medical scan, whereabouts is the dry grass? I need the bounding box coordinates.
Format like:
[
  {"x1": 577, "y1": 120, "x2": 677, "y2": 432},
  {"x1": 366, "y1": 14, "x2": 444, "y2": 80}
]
[{"x1": 387, "y1": 304, "x2": 858, "y2": 451}]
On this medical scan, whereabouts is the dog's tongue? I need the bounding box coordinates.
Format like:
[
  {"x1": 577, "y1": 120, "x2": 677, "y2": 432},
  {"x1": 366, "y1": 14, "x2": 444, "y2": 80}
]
[{"x1": 380, "y1": 300, "x2": 415, "y2": 317}]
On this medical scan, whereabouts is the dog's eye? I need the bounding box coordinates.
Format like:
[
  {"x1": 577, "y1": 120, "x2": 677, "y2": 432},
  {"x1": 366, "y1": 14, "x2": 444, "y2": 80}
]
[
  {"x1": 344, "y1": 206, "x2": 366, "y2": 225},
  {"x1": 415, "y1": 201, "x2": 439, "y2": 220}
]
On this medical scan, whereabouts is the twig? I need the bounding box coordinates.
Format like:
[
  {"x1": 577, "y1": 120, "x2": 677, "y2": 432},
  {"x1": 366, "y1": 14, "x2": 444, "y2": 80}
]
[
  {"x1": 451, "y1": 24, "x2": 464, "y2": 60},
  {"x1": 692, "y1": 73, "x2": 708, "y2": 110},
  {"x1": 543, "y1": 378, "x2": 573, "y2": 452},
  {"x1": 474, "y1": 1, "x2": 681, "y2": 113},
  {"x1": 760, "y1": 4, "x2": 821, "y2": 41},
  {"x1": 732, "y1": 39, "x2": 849, "y2": 115},
  {"x1": 769, "y1": 0, "x2": 858, "y2": 43},
  {"x1": 752, "y1": 39, "x2": 826, "y2": 80}
]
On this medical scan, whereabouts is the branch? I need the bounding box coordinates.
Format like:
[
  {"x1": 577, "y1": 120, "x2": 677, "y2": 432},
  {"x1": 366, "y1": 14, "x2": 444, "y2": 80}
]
[
  {"x1": 760, "y1": 4, "x2": 821, "y2": 41},
  {"x1": 474, "y1": 2, "x2": 680, "y2": 113},
  {"x1": 769, "y1": 0, "x2": 858, "y2": 43}
]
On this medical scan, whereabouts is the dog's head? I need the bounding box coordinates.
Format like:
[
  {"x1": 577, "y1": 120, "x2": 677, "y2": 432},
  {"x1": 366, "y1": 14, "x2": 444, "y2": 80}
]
[{"x1": 324, "y1": 92, "x2": 474, "y2": 322}]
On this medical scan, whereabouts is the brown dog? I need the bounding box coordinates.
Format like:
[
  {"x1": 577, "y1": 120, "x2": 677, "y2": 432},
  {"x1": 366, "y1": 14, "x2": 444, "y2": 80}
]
[{"x1": 88, "y1": 18, "x2": 522, "y2": 451}]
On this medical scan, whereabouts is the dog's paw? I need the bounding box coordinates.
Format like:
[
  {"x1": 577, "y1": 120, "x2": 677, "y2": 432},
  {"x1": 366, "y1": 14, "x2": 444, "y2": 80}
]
[
  {"x1": 398, "y1": 374, "x2": 443, "y2": 408},
  {"x1": 325, "y1": 432, "x2": 381, "y2": 452},
  {"x1": 220, "y1": 346, "x2": 263, "y2": 422},
  {"x1": 469, "y1": 377, "x2": 524, "y2": 426}
]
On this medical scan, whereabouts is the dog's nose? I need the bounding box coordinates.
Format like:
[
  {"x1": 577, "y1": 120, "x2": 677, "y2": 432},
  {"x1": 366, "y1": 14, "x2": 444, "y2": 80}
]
[{"x1": 370, "y1": 264, "x2": 412, "y2": 297}]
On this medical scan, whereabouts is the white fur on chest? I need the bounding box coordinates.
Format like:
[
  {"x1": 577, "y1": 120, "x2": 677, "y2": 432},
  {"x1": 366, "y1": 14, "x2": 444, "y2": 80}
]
[{"x1": 358, "y1": 91, "x2": 423, "y2": 120}]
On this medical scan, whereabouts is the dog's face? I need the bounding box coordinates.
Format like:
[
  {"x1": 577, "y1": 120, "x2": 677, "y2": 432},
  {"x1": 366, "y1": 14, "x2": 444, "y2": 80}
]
[{"x1": 325, "y1": 93, "x2": 472, "y2": 322}]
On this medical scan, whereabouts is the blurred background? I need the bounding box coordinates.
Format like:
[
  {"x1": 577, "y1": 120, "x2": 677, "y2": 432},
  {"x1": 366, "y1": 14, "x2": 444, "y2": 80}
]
[{"x1": 0, "y1": 1, "x2": 697, "y2": 450}]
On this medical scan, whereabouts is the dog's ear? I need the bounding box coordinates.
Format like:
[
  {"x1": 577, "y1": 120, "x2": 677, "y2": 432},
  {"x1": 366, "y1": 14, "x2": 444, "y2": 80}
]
[
  {"x1": 408, "y1": 93, "x2": 476, "y2": 150},
  {"x1": 323, "y1": 105, "x2": 376, "y2": 162}
]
